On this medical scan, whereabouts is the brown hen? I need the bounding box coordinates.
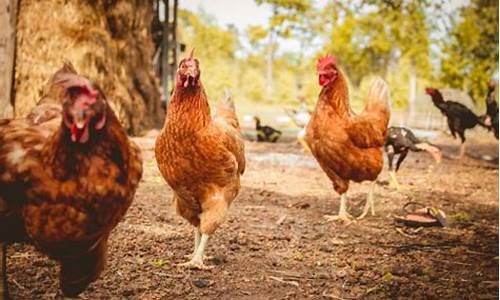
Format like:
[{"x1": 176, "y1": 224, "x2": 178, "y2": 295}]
[
  {"x1": 155, "y1": 50, "x2": 245, "y2": 269},
  {"x1": 306, "y1": 55, "x2": 390, "y2": 222},
  {"x1": 0, "y1": 63, "x2": 143, "y2": 298}
]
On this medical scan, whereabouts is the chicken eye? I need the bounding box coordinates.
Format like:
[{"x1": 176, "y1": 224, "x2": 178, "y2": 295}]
[{"x1": 68, "y1": 86, "x2": 83, "y2": 98}]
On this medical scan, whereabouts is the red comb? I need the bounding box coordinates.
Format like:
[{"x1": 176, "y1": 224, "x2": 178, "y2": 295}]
[
  {"x1": 317, "y1": 55, "x2": 337, "y2": 70},
  {"x1": 187, "y1": 48, "x2": 195, "y2": 60}
]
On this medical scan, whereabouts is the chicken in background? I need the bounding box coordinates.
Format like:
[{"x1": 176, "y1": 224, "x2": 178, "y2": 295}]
[
  {"x1": 426, "y1": 87, "x2": 487, "y2": 158},
  {"x1": 306, "y1": 55, "x2": 390, "y2": 222},
  {"x1": 0, "y1": 63, "x2": 143, "y2": 298},
  {"x1": 155, "y1": 49, "x2": 245, "y2": 269},
  {"x1": 481, "y1": 80, "x2": 498, "y2": 139},
  {"x1": 254, "y1": 116, "x2": 282, "y2": 143},
  {"x1": 385, "y1": 126, "x2": 442, "y2": 190},
  {"x1": 284, "y1": 96, "x2": 312, "y2": 152}
]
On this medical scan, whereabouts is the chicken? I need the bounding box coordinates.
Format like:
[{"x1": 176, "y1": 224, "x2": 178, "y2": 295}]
[
  {"x1": 155, "y1": 49, "x2": 245, "y2": 269},
  {"x1": 426, "y1": 87, "x2": 486, "y2": 158},
  {"x1": 0, "y1": 63, "x2": 143, "y2": 298},
  {"x1": 254, "y1": 116, "x2": 282, "y2": 143},
  {"x1": 481, "y1": 80, "x2": 498, "y2": 139},
  {"x1": 284, "y1": 96, "x2": 311, "y2": 152},
  {"x1": 385, "y1": 126, "x2": 442, "y2": 190},
  {"x1": 306, "y1": 55, "x2": 390, "y2": 222}
]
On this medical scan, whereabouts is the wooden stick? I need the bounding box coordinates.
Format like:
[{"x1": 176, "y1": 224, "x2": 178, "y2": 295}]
[
  {"x1": 322, "y1": 290, "x2": 350, "y2": 300},
  {"x1": 268, "y1": 276, "x2": 299, "y2": 287}
]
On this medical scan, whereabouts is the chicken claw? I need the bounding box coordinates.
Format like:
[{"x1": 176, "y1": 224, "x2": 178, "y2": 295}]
[
  {"x1": 324, "y1": 194, "x2": 355, "y2": 223},
  {"x1": 324, "y1": 213, "x2": 354, "y2": 223},
  {"x1": 177, "y1": 260, "x2": 214, "y2": 270}
]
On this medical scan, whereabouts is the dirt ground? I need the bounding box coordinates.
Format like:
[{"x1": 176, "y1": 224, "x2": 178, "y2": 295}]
[{"x1": 6, "y1": 131, "x2": 499, "y2": 299}]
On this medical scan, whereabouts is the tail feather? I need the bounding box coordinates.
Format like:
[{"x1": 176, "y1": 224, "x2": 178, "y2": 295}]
[
  {"x1": 346, "y1": 77, "x2": 391, "y2": 148},
  {"x1": 366, "y1": 76, "x2": 390, "y2": 113},
  {"x1": 215, "y1": 92, "x2": 240, "y2": 130},
  {"x1": 415, "y1": 142, "x2": 442, "y2": 163}
]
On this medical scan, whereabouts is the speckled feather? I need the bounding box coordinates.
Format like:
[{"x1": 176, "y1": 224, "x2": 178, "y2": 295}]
[{"x1": 0, "y1": 66, "x2": 143, "y2": 297}]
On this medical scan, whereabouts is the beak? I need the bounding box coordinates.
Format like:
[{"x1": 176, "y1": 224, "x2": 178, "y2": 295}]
[
  {"x1": 186, "y1": 65, "x2": 197, "y2": 78},
  {"x1": 74, "y1": 110, "x2": 87, "y2": 129}
]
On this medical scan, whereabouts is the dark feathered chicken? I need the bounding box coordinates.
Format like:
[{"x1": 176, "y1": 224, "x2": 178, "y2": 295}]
[
  {"x1": 385, "y1": 127, "x2": 441, "y2": 190},
  {"x1": 0, "y1": 63, "x2": 143, "y2": 297},
  {"x1": 426, "y1": 87, "x2": 486, "y2": 158},
  {"x1": 481, "y1": 81, "x2": 498, "y2": 139},
  {"x1": 254, "y1": 117, "x2": 282, "y2": 143}
]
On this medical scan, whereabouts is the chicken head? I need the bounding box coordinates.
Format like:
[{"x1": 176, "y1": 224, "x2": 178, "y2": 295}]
[
  {"x1": 176, "y1": 48, "x2": 200, "y2": 88},
  {"x1": 317, "y1": 54, "x2": 338, "y2": 87},
  {"x1": 62, "y1": 82, "x2": 107, "y2": 144}
]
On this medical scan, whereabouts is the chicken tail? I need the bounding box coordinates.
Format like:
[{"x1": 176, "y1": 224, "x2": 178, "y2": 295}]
[
  {"x1": 365, "y1": 77, "x2": 390, "y2": 116},
  {"x1": 215, "y1": 90, "x2": 240, "y2": 130},
  {"x1": 59, "y1": 237, "x2": 108, "y2": 298},
  {"x1": 415, "y1": 142, "x2": 442, "y2": 163},
  {"x1": 346, "y1": 77, "x2": 391, "y2": 148}
]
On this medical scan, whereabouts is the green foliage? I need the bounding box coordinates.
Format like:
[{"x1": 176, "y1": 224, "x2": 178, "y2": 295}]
[
  {"x1": 320, "y1": 1, "x2": 432, "y2": 86},
  {"x1": 176, "y1": 0, "x2": 497, "y2": 113},
  {"x1": 179, "y1": 9, "x2": 239, "y2": 101},
  {"x1": 440, "y1": 0, "x2": 499, "y2": 104}
]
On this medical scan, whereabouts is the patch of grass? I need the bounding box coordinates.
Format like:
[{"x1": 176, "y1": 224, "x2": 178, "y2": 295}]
[{"x1": 450, "y1": 212, "x2": 472, "y2": 224}]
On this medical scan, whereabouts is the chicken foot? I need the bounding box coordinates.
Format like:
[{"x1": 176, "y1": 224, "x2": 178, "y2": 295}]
[
  {"x1": 357, "y1": 182, "x2": 376, "y2": 219},
  {"x1": 183, "y1": 227, "x2": 213, "y2": 260},
  {"x1": 178, "y1": 234, "x2": 213, "y2": 270},
  {"x1": 324, "y1": 194, "x2": 354, "y2": 222},
  {"x1": 388, "y1": 170, "x2": 405, "y2": 191}
]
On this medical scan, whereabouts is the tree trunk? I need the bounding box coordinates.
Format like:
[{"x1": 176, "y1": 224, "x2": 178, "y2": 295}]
[
  {"x1": 0, "y1": 0, "x2": 17, "y2": 119},
  {"x1": 14, "y1": 0, "x2": 161, "y2": 135},
  {"x1": 265, "y1": 30, "x2": 274, "y2": 95}
]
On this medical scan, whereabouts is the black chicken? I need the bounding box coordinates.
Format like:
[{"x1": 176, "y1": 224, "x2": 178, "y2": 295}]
[
  {"x1": 254, "y1": 116, "x2": 282, "y2": 143},
  {"x1": 426, "y1": 87, "x2": 486, "y2": 158},
  {"x1": 481, "y1": 80, "x2": 498, "y2": 139},
  {"x1": 385, "y1": 127, "x2": 442, "y2": 190}
]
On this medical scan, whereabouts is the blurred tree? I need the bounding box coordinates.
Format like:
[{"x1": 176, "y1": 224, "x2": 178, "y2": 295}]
[
  {"x1": 178, "y1": 9, "x2": 239, "y2": 101},
  {"x1": 318, "y1": 1, "x2": 435, "y2": 112},
  {"x1": 440, "y1": 0, "x2": 499, "y2": 104},
  {"x1": 255, "y1": 0, "x2": 312, "y2": 94}
]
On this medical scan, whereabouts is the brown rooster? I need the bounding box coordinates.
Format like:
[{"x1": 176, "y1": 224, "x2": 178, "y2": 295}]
[
  {"x1": 0, "y1": 63, "x2": 143, "y2": 298},
  {"x1": 155, "y1": 49, "x2": 245, "y2": 269},
  {"x1": 306, "y1": 55, "x2": 390, "y2": 222}
]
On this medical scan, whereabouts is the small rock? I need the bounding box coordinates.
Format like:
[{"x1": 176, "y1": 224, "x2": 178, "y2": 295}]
[
  {"x1": 193, "y1": 279, "x2": 212, "y2": 288},
  {"x1": 209, "y1": 255, "x2": 226, "y2": 265},
  {"x1": 319, "y1": 244, "x2": 333, "y2": 253}
]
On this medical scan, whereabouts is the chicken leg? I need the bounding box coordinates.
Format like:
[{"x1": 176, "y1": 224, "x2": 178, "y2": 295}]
[
  {"x1": 324, "y1": 194, "x2": 353, "y2": 222},
  {"x1": 1, "y1": 242, "x2": 7, "y2": 300},
  {"x1": 178, "y1": 234, "x2": 213, "y2": 270},
  {"x1": 388, "y1": 170, "x2": 403, "y2": 190},
  {"x1": 357, "y1": 182, "x2": 376, "y2": 219},
  {"x1": 297, "y1": 128, "x2": 311, "y2": 153},
  {"x1": 458, "y1": 142, "x2": 466, "y2": 159}
]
